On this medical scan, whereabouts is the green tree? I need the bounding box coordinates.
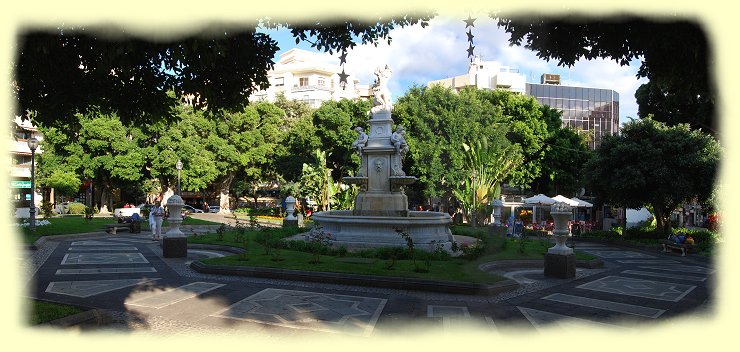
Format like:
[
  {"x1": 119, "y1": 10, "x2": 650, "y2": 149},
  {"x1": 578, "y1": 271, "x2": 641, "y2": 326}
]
[
  {"x1": 299, "y1": 149, "x2": 334, "y2": 211},
  {"x1": 393, "y1": 85, "x2": 547, "y2": 207},
  {"x1": 211, "y1": 102, "x2": 287, "y2": 212},
  {"x1": 530, "y1": 106, "x2": 592, "y2": 196},
  {"x1": 494, "y1": 15, "x2": 714, "y2": 135},
  {"x1": 37, "y1": 109, "x2": 148, "y2": 212},
  {"x1": 452, "y1": 134, "x2": 523, "y2": 226},
  {"x1": 311, "y1": 99, "x2": 371, "y2": 179},
  {"x1": 584, "y1": 117, "x2": 720, "y2": 234}
]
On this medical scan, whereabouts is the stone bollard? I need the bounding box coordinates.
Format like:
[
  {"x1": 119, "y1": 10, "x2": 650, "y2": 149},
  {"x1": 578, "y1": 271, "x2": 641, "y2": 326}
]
[
  {"x1": 163, "y1": 194, "x2": 187, "y2": 258},
  {"x1": 544, "y1": 202, "x2": 575, "y2": 278}
]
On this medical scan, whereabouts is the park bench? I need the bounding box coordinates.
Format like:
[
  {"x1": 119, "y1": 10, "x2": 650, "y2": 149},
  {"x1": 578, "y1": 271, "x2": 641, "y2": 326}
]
[
  {"x1": 659, "y1": 235, "x2": 696, "y2": 256},
  {"x1": 104, "y1": 221, "x2": 141, "y2": 234}
]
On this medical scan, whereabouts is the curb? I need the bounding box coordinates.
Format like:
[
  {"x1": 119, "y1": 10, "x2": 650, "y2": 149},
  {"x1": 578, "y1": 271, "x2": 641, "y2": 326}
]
[
  {"x1": 478, "y1": 258, "x2": 604, "y2": 272},
  {"x1": 190, "y1": 260, "x2": 519, "y2": 296}
]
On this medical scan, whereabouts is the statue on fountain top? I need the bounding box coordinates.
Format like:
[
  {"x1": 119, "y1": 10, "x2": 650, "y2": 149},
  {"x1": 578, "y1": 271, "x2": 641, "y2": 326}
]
[{"x1": 370, "y1": 65, "x2": 393, "y2": 115}]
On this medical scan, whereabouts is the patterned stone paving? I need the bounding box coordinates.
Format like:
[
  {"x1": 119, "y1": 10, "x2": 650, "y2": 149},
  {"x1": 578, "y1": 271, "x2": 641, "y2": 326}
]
[
  {"x1": 46, "y1": 278, "x2": 160, "y2": 298},
  {"x1": 577, "y1": 275, "x2": 696, "y2": 302},
  {"x1": 583, "y1": 250, "x2": 657, "y2": 259},
  {"x1": 25, "y1": 232, "x2": 714, "y2": 335},
  {"x1": 56, "y1": 267, "x2": 158, "y2": 275},
  {"x1": 126, "y1": 282, "x2": 225, "y2": 309},
  {"x1": 541, "y1": 293, "x2": 665, "y2": 318},
  {"x1": 210, "y1": 288, "x2": 387, "y2": 336},
  {"x1": 61, "y1": 252, "x2": 149, "y2": 265},
  {"x1": 517, "y1": 307, "x2": 629, "y2": 330}
]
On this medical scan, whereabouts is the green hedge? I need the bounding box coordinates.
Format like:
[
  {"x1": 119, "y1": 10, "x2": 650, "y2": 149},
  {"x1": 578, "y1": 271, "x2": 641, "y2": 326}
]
[
  {"x1": 67, "y1": 202, "x2": 86, "y2": 215},
  {"x1": 233, "y1": 207, "x2": 283, "y2": 217}
]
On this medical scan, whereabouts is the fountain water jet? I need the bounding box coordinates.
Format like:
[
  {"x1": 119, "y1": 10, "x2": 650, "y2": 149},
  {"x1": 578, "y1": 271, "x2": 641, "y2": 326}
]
[{"x1": 312, "y1": 65, "x2": 454, "y2": 252}]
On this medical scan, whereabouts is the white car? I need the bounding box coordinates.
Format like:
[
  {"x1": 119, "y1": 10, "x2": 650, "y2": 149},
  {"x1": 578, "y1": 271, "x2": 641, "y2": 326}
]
[
  {"x1": 209, "y1": 205, "x2": 220, "y2": 213},
  {"x1": 182, "y1": 205, "x2": 204, "y2": 214},
  {"x1": 114, "y1": 207, "x2": 141, "y2": 222}
]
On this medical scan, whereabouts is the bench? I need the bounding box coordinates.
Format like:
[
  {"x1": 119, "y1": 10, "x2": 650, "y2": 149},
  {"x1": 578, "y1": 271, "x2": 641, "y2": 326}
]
[
  {"x1": 659, "y1": 237, "x2": 696, "y2": 256},
  {"x1": 104, "y1": 222, "x2": 141, "y2": 234}
]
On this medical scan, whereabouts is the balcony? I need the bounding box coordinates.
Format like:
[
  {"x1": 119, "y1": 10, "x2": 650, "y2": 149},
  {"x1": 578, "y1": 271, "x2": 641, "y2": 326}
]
[{"x1": 291, "y1": 85, "x2": 333, "y2": 93}]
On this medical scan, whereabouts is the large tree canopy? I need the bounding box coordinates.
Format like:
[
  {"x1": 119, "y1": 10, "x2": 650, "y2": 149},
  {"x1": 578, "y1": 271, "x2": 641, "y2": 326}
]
[
  {"x1": 584, "y1": 117, "x2": 720, "y2": 233},
  {"x1": 13, "y1": 15, "x2": 433, "y2": 128},
  {"x1": 494, "y1": 15, "x2": 715, "y2": 136}
]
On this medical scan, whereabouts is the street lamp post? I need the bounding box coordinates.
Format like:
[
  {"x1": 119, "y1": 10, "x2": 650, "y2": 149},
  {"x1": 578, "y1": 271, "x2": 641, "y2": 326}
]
[
  {"x1": 471, "y1": 170, "x2": 477, "y2": 228},
  {"x1": 27, "y1": 137, "x2": 39, "y2": 232},
  {"x1": 176, "y1": 159, "x2": 183, "y2": 196}
]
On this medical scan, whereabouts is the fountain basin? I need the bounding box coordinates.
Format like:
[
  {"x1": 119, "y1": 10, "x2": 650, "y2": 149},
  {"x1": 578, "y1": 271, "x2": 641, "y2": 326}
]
[{"x1": 311, "y1": 210, "x2": 454, "y2": 252}]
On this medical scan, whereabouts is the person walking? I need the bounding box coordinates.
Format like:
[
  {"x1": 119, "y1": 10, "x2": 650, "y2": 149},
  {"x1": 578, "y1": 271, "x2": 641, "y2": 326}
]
[{"x1": 150, "y1": 201, "x2": 165, "y2": 241}]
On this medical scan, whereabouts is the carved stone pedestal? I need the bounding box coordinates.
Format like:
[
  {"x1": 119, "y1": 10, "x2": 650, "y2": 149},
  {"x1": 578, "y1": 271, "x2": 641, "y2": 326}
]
[
  {"x1": 544, "y1": 253, "x2": 575, "y2": 278},
  {"x1": 163, "y1": 237, "x2": 187, "y2": 258}
]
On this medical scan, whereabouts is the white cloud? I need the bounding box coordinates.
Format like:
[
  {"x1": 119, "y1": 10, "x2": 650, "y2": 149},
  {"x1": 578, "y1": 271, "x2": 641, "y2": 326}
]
[{"x1": 281, "y1": 14, "x2": 645, "y2": 125}]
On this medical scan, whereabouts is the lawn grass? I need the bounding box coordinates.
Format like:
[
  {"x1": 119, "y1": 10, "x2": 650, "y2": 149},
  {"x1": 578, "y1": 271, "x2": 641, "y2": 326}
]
[
  {"x1": 28, "y1": 299, "x2": 85, "y2": 325},
  {"x1": 18, "y1": 215, "x2": 221, "y2": 244},
  {"x1": 189, "y1": 226, "x2": 601, "y2": 285}
]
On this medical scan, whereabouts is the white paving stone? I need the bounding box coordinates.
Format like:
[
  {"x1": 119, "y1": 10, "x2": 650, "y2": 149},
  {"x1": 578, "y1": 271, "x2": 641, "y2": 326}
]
[
  {"x1": 577, "y1": 276, "x2": 696, "y2": 302},
  {"x1": 621, "y1": 270, "x2": 707, "y2": 282},
  {"x1": 542, "y1": 293, "x2": 665, "y2": 318},
  {"x1": 46, "y1": 278, "x2": 160, "y2": 298},
  {"x1": 56, "y1": 267, "x2": 158, "y2": 275},
  {"x1": 210, "y1": 288, "x2": 387, "y2": 336},
  {"x1": 126, "y1": 282, "x2": 225, "y2": 309}
]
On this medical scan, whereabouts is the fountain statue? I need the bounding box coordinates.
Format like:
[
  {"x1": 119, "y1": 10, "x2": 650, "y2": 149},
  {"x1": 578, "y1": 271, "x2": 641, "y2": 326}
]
[{"x1": 311, "y1": 65, "x2": 454, "y2": 252}]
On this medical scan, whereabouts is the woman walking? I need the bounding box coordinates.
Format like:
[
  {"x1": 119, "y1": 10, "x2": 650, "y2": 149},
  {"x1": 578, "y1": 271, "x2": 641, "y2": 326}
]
[{"x1": 150, "y1": 201, "x2": 165, "y2": 241}]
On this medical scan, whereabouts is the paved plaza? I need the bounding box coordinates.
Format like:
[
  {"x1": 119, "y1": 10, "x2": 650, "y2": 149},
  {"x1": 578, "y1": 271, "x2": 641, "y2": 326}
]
[{"x1": 24, "y1": 232, "x2": 714, "y2": 337}]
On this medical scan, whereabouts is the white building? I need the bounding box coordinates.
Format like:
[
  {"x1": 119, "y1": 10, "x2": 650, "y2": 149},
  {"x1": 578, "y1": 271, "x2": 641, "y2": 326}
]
[
  {"x1": 250, "y1": 48, "x2": 371, "y2": 108},
  {"x1": 427, "y1": 55, "x2": 527, "y2": 94},
  {"x1": 10, "y1": 116, "x2": 43, "y2": 217}
]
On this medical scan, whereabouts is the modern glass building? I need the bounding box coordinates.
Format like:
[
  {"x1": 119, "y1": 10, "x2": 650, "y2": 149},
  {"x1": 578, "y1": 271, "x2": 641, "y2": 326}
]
[{"x1": 525, "y1": 77, "x2": 619, "y2": 150}]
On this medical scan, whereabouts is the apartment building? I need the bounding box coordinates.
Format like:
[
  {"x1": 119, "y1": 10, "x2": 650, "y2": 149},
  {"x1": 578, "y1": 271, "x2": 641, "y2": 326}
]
[
  {"x1": 10, "y1": 116, "x2": 43, "y2": 214},
  {"x1": 428, "y1": 55, "x2": 527, "y2": 94},
  {"x1": 250, "y1": 48, "x2": 371, "y2": 107}
]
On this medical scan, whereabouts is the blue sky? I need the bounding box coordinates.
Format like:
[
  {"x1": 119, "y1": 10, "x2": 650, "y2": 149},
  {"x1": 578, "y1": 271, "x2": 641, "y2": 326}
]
[{"x1": 260, "y1": 16, "x2": 647, "y2": 126}]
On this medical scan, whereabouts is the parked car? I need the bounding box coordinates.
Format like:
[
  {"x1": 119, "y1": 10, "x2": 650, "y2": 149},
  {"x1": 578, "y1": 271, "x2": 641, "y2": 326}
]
[
  {"x1": 209, "y1": 205, "x2": 220, "y2": 213},
  {"x1": 182, "y1": 205, "x2": 204, "y2": 214}
]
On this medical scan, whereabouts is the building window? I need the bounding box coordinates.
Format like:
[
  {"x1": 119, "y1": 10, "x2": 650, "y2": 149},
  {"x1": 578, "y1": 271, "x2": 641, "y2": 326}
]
[
  {"x1": 275, "y1": 77, "x2": 284, "y2": 87},
  {"x1": 318, "y1": 78, "x2": 325, "y2": 88},
  {"x1": 299, "y1": 77, "x2": 309, "y2": 87}
]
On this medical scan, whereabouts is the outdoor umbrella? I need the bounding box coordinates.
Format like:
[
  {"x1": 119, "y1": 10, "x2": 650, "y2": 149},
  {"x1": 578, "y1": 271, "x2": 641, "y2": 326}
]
[
  {"x1": 523, "y1": 194, "x2": 557, "y2": 224},
  {"x1": 570, "y1": 197, "x2": 594, "y2": 222}
]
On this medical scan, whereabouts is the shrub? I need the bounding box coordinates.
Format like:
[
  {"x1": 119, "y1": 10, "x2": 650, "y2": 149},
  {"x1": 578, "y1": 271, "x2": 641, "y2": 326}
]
[
  {"x1": 705, "y1": 213, "x2": 720, "y2": 232},
  {"x1": 67, "y1": 202, "x2": 86, "y2": 215},
  {"x1": 40, "y1": 201, "x2": 54, "y2": 219}
]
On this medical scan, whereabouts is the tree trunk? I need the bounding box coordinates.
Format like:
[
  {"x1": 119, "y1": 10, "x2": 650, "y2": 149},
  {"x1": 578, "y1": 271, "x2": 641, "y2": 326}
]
[
  {"x1": 653, "y1": 207, "x2": 672, "y2": 235},
  {"x1": 218, "y1": 171, "x2": 235, "y2": 213},
  {"x1": 99, "y1": 183, "x2": 111, "y2": 214}
]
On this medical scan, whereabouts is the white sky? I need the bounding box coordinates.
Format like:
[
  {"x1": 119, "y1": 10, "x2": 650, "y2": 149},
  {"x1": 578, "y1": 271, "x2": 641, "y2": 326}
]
[{"x1": 264, "y1": 16, "x2": 647, "y2": 126}]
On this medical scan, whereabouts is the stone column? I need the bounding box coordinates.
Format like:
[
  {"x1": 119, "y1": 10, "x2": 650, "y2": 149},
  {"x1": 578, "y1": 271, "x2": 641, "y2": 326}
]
[
  {"x1": 283, "y1": 196, "x2": 299, "y2": 227},
  {"x1": 163, "y1": 194, "x2": 187, "y2": 258},
  {"x1": 544, "y1": 202, "x2": 575, "y2": 278}
]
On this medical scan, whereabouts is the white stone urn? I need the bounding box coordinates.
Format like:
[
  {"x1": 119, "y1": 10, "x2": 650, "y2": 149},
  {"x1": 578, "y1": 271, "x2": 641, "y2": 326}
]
[
  {"x1": 285, "y1": 196, "x2": 297, "y2": 220},
  {"x1": 491, "y1": 199, "x2": 504, "y2": 226},
  {"x1": 548, "y1": 202, "x2": 573, "y2": 255},
  {"x1": 165, "y1": 194, "x2": 185, "y2": 238}
]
